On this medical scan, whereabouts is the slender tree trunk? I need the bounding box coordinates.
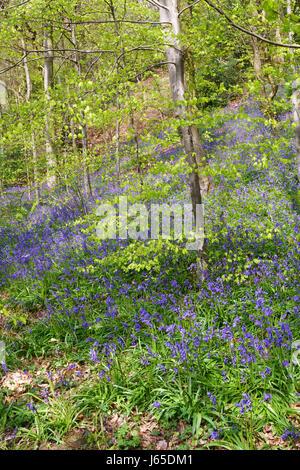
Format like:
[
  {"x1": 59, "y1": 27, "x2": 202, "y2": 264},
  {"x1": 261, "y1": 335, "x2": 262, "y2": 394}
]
[
  {"x1": 22, "y1": 38, "x2": 40, "y2": 202},
  {"x1": 63, "y1": 147, "x2": 70, "y2": 195},
  {"x1": 158, "y1": 0, "x2": 207, "y2": 278},
  {"x1": 24, "y1": 146, "x2": 31, "y2": 200},
  {"x1": 134, "y1": 133, "x2": 143, "y2": 188},
  {"x1": 287, "y1": 0, "x2": 300, "y2": 188},
  {"x1": 44, "y1": 25, "x2": 56, "y2": 188},
  {"x1": 69, "y1": 113, "x2": 77, "y2": 153},
  {"x1": 128, "y1": 105, "x2": 143, "y2": 188},
  {"x1": 108, "y1": 0, "x2": 133, "y2": 188},
  {"x1": 0, "y1": 80, "x2": 8, "y2": 197},
  {"x1": 71, "y1": 23, "x2": 92, "y2": 197},
  {"x1": 116, "y1": 93, "x2": 121, "y2": 185},
  {"x1": 251, "y1": 37, "x2": 264, "y2": 84},
  {"x1": 249, "y1": 2, "x2": 279, "y2": 108},
  {"x1": 274, "y1": 26, "x2": 284, "y2": 74},
  {"x1": 81, "y1": 119, "x2": 93, "y2": 196},
  {"x1": 31, "y1": 133, "x2": 40, "y2": 202}
]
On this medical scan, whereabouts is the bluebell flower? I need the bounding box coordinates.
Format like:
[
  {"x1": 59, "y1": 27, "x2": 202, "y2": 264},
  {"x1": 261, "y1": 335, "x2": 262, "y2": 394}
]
[
  {"x1": 26, "y1": 403, "x2": 38, "y2": 413},
  {"x1": 153, "y1": 401, "x2": 162, "y2": 408}
]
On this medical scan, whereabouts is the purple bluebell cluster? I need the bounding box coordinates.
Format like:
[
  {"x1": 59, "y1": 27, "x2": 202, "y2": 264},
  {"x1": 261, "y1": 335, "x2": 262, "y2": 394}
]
[
  {"x1": 0, "y1": 101, "x2": 299, "y2": 442},
  {"x1": 281, "y1": 427, "x2": 300, "y2": 441},
  {"x1": 235, "y1": 393, "x2": 252, "y2": 414},
  {"x1": 25, "y1": 403, "x2": 38, "y2": 413}
]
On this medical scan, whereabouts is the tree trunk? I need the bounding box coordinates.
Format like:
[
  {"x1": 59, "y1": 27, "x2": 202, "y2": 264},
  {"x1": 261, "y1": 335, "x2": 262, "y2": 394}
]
[
  {"x1": 31, "y1": 133, "x2": 40, "y2": 202},
  {"x1": 108, "y1": 0, "x2": 143, "y2": 189},
  {"x1": 0, "y1": 80, "x2": 8, "y2": 197},
  {"x1": 44, "y1": 25, "x2": 57, "y2": 188},
  {"x1": 158, "y1": 0, "x2": 207, "y2": 278},
  {"x1": 251, "y1": 37, "x2": 264, "y2": 84},
  {"x1": 115, "y1": 93, "x2": 121, "y2": 185},
  {"x1": 81, "y1": 119, "x2": 93, "y2": 196},
  {"x1": 22, "y1": 38, "x2": 40, "y2": 202},
  {"x1": 249, "y1": 2, "x2": 279, "y2": 107},
  {"x1": 287, "y1": 0, "x2": 300, "y2": 191},
  {"x1": 71, "y1": 23, "x2": 92, "y2": 197},
  {"x1": 24, "y1": 146, "x2": 31, "y2": 200},
  {"x1": 128, "y1": 105, "x2": 143, "y2": 189}
]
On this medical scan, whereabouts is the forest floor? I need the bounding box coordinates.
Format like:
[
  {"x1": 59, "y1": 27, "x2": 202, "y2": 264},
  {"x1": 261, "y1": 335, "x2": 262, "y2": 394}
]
[{"x1": 0, "y1": 100, "x2": 299, "y2": 450}]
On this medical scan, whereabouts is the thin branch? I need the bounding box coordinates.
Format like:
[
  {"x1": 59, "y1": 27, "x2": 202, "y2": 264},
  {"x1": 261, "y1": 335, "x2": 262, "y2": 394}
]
[
  {"x1": 25, "y1": 17, "x2": 171, "y2": 26},
  {"x1": 85, "y1": 53, "x2": 105, "y2": 78},
  {"x1": 128, "y1": 60, "x2": 175, "y2": 82},
  {"x1": 70, "y1": 19, "x2": 167, "y2": 25},
  {"x1": 23, "y1": 43, "x2": 172, "y2": 55},
  {"x1": 24, "y1": 48, "x2": 116, "y2": 54},
  {"x1": 81, "y1": 60, "x2": 175, "y2": 97},
  {"x1": 0, "y1": 53, "x2": 29, "y2": 74},
  {"x1": 1, "y1": 0, "x2": 31, "y2": 10},
  {"x1": 0, "y1": 41, "x2": 169, "y2": 75},
  {"x1": 106, "y1": 45, "x2": 165, "y2": 79},
  {"x1": 146, "y1": 0, "x2": 169, "y2": 12},
  {"x1": 0, "y1": 53, "x2": 77, "y2": 74},
  {"x1": 178, "y1": 0, "x2": 201, "y2": 17}
]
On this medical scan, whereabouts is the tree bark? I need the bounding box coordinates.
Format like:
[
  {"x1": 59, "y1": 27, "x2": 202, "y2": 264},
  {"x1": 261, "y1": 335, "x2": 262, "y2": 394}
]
[
  {"x1": 108, "y1": 0, "x2": 143, "y2": 189},
  {"x1": 0, "y1": 80, "x2": 8, "y2": 196},
  {"x1": 71, "y1": 23, "x2": 93, "y2": 197},
  {"x1": 31, "y1": 133, "x2": 40, "y2": 202},
  {"x1": 115, "y1": 93, "x2": 121, "y2": 185},
  {"x1": 81, "y1": 118, "x2": 93, "y2": 196},
  {"x1": 44, "y1": 25, "x2": 57, "y2": 188},
  {"x1": 287, "y1": 0, "x2": 300, "y2": 190},
  {"x1": 22, "y1": 37, "x2": 40, "y2": 203}
]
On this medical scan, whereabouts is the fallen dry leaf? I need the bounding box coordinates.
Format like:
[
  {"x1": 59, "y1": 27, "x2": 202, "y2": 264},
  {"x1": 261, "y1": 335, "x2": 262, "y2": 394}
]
[
  {"x1": 1, "y1": 370, "x2": 32, "y2": 392},
  {"x1": 157, "y1": 439, "x2": 168, "y2": 450}
]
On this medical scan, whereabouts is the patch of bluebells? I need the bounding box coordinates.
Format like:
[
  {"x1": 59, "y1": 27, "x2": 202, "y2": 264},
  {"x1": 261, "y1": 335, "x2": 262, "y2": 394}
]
[
  {"x1": 207, "y1": 392, "x2": 217, "y2": 410},
  {"x1": 26, "y1": 403, "x2": 38, "y2": 413},
  {"x1": 281, "y1": 427, "x2": 300, "y2": 441},
  {"x1": 262, "y1": 393, "x2": 272, "y2": 402},
  {"x1": 209, "y1": 428, "x2": 223, "y2": 440},
  {"x1": 235, "y1": 394, "x2": 252, "y2": 414},
  {"x1": 153, "y1": 401, "x2": 162, "y2": 408},
  {"x1": 0, "y1": 101, "x2": 299, "y2": 432},
  {"x1": 259, "y1": 367, "x2": 272, "y2": 380}
]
